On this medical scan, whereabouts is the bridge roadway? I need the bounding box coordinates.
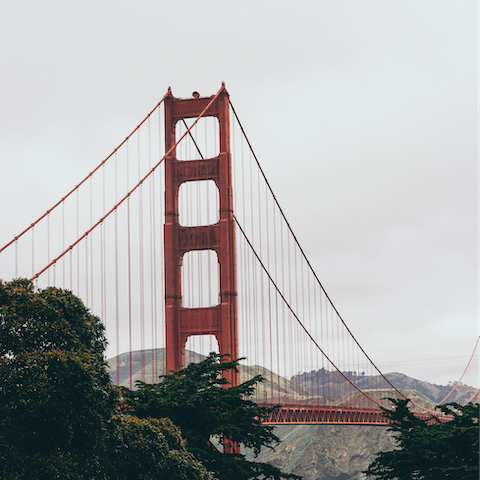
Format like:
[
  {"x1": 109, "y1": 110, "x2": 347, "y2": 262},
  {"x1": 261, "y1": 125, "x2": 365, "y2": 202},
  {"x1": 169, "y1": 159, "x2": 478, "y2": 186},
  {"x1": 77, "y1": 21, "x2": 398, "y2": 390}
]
[
  {"x1": 260, "y1": 404, "x2": 448, "y2": 426},
  {"x1": 260, "y1": 404, "x2": 389, "y2": 426}
]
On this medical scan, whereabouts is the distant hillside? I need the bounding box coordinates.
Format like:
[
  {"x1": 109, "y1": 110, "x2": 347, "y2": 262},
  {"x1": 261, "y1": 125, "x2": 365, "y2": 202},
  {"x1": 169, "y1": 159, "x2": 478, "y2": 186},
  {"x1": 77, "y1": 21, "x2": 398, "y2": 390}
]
[
  {"x1": 107, "y1": 348, "x2": 307, "y2": 401},
  {"x1": 247, "y1": 424, "x2": 396, "y2": 480},
  {"x1": 108, "y1": 348, "x2": 478, "y2": 404},
  {"x1": 384, "y1": 372, "x2": 477, "y2": 405},
  {"x1": 107, "y1": 349, "x2": 479, "y2": 480},
  {"x1": 290, "y1": 368, "x2": 478, "y2": 406},
  {"x1": 107, "y1": 348, "x2": 203, "y2": 387}
]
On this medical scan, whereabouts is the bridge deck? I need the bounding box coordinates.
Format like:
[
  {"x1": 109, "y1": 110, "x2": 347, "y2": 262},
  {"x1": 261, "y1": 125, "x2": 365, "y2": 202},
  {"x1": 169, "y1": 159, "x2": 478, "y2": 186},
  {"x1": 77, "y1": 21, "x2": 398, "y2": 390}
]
[{"x1": 260, "y1": 404, "x2": 390, "y2": 426}]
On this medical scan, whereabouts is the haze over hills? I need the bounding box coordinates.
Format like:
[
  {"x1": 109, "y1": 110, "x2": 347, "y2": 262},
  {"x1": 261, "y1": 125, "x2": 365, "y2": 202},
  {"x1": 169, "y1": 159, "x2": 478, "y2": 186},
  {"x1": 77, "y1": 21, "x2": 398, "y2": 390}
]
[
  {"x1": 289, "y1": 369, "x2": 478, "y2": 407},
  {"x1": 107, "y1": 347, "x2": 478, "y2": 406},
  {"x1": 107, "y1": 348, "x2": 479, "y2": 480},
  {"x1": 108, "y1": 348, "x2": 307, "y2": 401}
]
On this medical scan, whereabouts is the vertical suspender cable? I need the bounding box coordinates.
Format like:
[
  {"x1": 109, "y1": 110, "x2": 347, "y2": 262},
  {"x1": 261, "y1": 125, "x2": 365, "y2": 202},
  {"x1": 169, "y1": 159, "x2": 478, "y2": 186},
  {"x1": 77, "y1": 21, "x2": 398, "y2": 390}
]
[
  {"x1": 280, "y1": 218, "x2": 286, "y2": 401},
  {"x1": 250, "y1": 150, "x2": 258, "y2": 369},
  {"x1": 90, "y1": 176, "x2": 93, "y2": 308},
  {"x1": 340, "y1": 314, "x2": 344, "y2": 404},
  {"x1": 115, "y1": 152, "x2": 120, "y2": 386},
  {"x1": 139, "y1": 127, "x2": 145, "y2": 382},
  {"x1": 320, "y1": 283, "x2": 325, "y2": 402},
  {"x1": 251, "y1": 150, "x2": 259, "y2": 370},
  {"x1": 76, "y1": 188, "x2": 80, "y2": 294},
  {"x1": 273, "y1": 197, "x2": 281, "y2": 403},
  {"x1": 306, "y1": 267, "x2": 311, "y2": 403},
  {"x1": 313, "y1": 276, "x2": 319, "y2": 403},
  {"x1": 266, "y1": 182, "x2": 273, "y2": 403},
  {"x1": 159, "y1": 109, "x2": 166, "y2": 378},
  {"x1": 148, "y1": 115, "x2": 156, "y2": 383},
  {"x1": 85, "y1": 232, "x2": 89, "y2": 306},
  {"x1": 47, "y1": 214, "x2": 50, "y2": 286},
  {"x1": 102, "y1": 163, "x2": 106, "y2": 327},
  {"x1": 240, "y1": 122, "x2": 247, "y2": 366},
  {"x1": 256, "y1": 154, "x2": 263, "y2": 381},
  {"x1": 300, "y1": 247, "x2": 306, "y2": 400},
  {"x1": 62, "y1": 200, "x2": 65, "y2": 287},
  {"x1": 287, "y1": 229, "x2": 294, "y2": 397},
  {"x1": 14, "y1": 235, "x2": 18, "y2": 278},
  {"x1": 212, "y1": 120, "x2": 217, "y2": 354},
  {"x1": 127, "y1": 140, "x2": 133, "y2": 390},
  {"x1": 70, "y1": 245, "x2": 73, "y2": 291},
  {"x1": 31, "y1": 226, "x2": 34, "y2": 280}
]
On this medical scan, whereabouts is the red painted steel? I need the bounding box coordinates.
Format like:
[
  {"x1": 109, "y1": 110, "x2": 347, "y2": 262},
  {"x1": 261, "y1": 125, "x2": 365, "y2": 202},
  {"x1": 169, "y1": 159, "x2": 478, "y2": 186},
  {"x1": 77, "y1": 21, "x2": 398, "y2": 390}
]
[
  {"x1": 260, "y1": 405, "x2": 446, "y2": 426},
  {"x1": 164, "y1": 85, "x2": 238, "y2": 387},
  {"x1": 261, "y1": 405, "x2": 390, "y2": 425}
]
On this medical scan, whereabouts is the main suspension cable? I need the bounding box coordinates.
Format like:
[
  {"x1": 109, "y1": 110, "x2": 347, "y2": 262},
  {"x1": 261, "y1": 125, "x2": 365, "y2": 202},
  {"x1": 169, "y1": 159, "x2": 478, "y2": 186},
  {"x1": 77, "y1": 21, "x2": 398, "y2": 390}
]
[
  {"x1": 31, "y1": 87, "x2": 223, "y2": 281},
  {"x1": 230, "y1": 99, "x2": 476, "y2": 414},
  {"x1": 233, "y1": 213, "x2": 385, "y2": 408},
  {"x1": 229, "y1": 99, "x2": 407, "y2": 402},
  {"x1": 0, "y1": 92, "x2": 170, "y2": 255}
]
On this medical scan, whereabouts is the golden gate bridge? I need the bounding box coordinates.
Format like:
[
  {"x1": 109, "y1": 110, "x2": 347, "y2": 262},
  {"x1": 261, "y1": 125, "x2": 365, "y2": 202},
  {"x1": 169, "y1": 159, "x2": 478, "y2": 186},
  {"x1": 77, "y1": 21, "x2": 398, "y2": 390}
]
[{"x1": 1, "y1": 84, "x2": 478, "y2": 425}]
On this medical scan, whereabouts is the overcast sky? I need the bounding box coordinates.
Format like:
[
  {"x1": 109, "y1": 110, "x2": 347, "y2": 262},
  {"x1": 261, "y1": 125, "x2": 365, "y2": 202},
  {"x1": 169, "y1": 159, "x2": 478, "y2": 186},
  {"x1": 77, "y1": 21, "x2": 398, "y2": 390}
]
[{"x1": 0, "y1": 1, "x2": 478, "y2": 387}]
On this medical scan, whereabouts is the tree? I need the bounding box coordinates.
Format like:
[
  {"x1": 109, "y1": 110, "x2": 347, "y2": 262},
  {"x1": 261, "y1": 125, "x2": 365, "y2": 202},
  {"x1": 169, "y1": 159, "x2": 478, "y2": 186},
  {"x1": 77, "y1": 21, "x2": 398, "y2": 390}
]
[
  {"x1": 0, "y1": 278, "x2": 117, "y2": 478},
  {"x1": 364, "y1": 398, "x2": 479, "y2": 480},
  {"x1": 108, "y1": 415, "x2": 214, "y2": 480},
  {"x1": 0, "y1": 279, "x2": 213, "y2": 479},
  {"x1": 122, "y1": 352, "x2": 302, "y2": 480}
]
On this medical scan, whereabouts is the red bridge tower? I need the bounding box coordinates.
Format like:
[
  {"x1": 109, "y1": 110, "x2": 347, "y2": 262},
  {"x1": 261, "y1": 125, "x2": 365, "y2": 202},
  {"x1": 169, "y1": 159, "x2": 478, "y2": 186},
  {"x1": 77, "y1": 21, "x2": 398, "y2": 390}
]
[{"x1": 164, "y1": 85, "x2": 238, "y2": 386}]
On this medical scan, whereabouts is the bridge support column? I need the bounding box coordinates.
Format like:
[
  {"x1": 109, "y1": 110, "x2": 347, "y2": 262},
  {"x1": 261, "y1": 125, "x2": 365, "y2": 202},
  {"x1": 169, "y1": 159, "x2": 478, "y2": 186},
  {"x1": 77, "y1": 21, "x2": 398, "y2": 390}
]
[{"x1": 164, "y1": 85, "x2": 238, "y2": 388}]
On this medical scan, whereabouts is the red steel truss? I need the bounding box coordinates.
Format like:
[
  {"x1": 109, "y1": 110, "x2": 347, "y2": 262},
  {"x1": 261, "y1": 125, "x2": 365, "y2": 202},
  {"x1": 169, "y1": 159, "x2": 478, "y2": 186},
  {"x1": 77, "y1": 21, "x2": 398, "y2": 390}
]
[{"x1": 261, "y1": 405, "x2": 390, "y2": 425}]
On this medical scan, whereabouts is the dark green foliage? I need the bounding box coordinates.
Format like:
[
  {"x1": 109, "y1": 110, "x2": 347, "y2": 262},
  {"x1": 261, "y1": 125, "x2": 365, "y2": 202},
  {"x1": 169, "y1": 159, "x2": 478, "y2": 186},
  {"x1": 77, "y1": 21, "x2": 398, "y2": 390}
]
[
  {"x1": 0, "y1": 279, "x2": 116, "y2": 478},
  {"x1": 123, "y1": 352, "x2": 302, "y2": 480},
  {"x1": 108, "y1": 415, "x2": 213, "y2": 480},
  {"x1": 0, "y1": 278, "x2": 107, "y2": 358},
  {"x1": 364, "y1": 398, "x2": 479, "y2": 480},
  {"x1": 0, "y1": 279, "x2": 212, "y2": 480}
]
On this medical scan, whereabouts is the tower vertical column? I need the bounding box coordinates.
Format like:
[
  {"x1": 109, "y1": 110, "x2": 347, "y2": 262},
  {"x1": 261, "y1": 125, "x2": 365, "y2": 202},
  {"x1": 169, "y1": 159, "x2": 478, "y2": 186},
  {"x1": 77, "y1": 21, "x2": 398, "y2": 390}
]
[{"x1": 164, "y1": 85, "x2": 238, "y2": 386}]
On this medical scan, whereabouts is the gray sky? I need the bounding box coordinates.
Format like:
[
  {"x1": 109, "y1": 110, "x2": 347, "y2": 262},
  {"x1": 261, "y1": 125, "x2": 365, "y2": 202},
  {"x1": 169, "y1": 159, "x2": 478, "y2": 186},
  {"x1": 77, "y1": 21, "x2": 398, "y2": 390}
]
[{"x1": 0, "y1": 1, "x2": 478, "y2": 386}]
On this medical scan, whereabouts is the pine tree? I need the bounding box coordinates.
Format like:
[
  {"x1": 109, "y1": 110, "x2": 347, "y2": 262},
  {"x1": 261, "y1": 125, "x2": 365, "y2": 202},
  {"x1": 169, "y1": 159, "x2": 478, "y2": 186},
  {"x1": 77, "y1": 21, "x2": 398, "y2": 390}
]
[
  {"x1": 123, "y1": 352, "x2": 302, "y2": 480},
  {"x1": 364, "y1": 398, "x2": 479, "y2": 480}
]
